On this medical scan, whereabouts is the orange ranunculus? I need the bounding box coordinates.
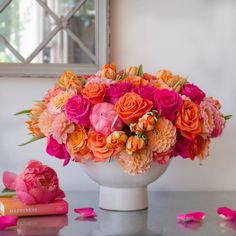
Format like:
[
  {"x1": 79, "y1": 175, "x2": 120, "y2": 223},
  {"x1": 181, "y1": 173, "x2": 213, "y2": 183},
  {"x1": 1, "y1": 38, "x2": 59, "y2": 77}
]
[
  {"x1": 189, "y1": 136, "x2": 210, "y2": 160},
  {"x1": 58, "y1": 71, "x2": 83, "y2": 92},
  {"x1": 66, "y1": 125, "x2": 90, "y2": 162},
  {"x1": 175, "y1": 100, "x2": 201, "y2": 140},
  {"x1": 126, "y1": 66, "x2": 138, "y2": 76},
  {"x1": 122, "y1": 76, "x2": 148, "y2": 87},
  {"x1": 88, "y1": 130, "x2": 114, "y2": 162},
  {"x1": 126, "y1": 135, "x2": 146, "y2": 154},
  {"x1": 98, "y1": 63, "x2": 117, "y2": 80},
  {"x1": 81, "y1": 82, "x2": 107, "y2": 104},
  {"x1": 26, "y1": 119, "x2": 44, "y2": 138},
  {"x1": 115, "y1": 92, "x2": 153, "y2": 125},
  {"x1": 106, "y1": 131, "x2": 128, "y2": 153}
]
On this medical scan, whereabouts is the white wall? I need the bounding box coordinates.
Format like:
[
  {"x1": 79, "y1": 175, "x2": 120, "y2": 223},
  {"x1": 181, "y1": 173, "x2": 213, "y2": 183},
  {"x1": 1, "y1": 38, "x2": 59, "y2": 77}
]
[{"x1": 0, "y1": 0, "x2": 236, "y2": 191}]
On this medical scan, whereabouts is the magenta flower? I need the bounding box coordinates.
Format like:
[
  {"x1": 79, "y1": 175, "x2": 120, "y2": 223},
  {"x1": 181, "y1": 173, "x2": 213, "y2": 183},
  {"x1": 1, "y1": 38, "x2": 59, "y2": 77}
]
[
  {"x1": 132, "y1": 85, "x2": 159, "y2": 103},
  {"x1": 154, "y1": 89, "x2": 183, "y2": 121},
  {"x1": 3, "y1": 161, "x2": 65, "y2": 205},
  {"x1": 74, "y1": 208, "x2": 97, "y2": 218},
  {"x1": 89, "y1": 102, "x2": 124, "y2": 136},
  {"x1": 107, "y1": 82, "x2": 133, "y2": 104},
  {"x1": 46, "y1": 136, "x2": 71, "y2": 166},
  {"x1": 65, "y1": 95, "x2": 91, "y2": 127},
  {"x1": 181, "y1": 83, "x2": 205, "y2": 104}
]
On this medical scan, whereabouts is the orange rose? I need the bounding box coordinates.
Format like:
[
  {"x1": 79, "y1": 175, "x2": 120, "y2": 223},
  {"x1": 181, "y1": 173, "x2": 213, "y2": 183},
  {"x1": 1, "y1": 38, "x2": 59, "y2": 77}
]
[
  {"x1": 66, "y1": 125, "x2": 90, "y2": 162},
  {"x1": 81, "y1": 82, "x2": 107, "y2": 104},
  {"x1": 58, "y1": 71, "x2": 83, "y2": 92},
  {"x1": 88, "y1": 130, "x2": 114, "y2": 162},
  {"x1": 122, "y1": 76, "x2": 148, "y2": 87},
  {"x1": 106, "y1": 131, "x2": 128, "y2": 152},
  {"x1": 126, "y1": 135, "x2": 146, "y2": 154},
  {"x1": 175, "y1": 100, "x2": 201, "y2": 140},
  {"x1": 115, "y1": 92, "x2": 153, "y2": 125}
]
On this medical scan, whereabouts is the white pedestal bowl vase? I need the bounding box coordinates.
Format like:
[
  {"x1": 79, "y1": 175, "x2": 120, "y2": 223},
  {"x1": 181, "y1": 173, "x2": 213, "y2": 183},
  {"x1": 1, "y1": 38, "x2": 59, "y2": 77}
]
[{"x1": 83, "y1": 159, "x2": 169, "y2": 211}]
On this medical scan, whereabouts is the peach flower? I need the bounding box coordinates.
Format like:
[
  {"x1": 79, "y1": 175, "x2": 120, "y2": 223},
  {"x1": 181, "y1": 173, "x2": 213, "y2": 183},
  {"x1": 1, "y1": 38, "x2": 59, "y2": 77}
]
[
  {"x1": 97, "y1": 63, "x2": 117, "y2": 80},
  {"x1": 29, "y1": 103, "x2": 46, "y2": 120},
  {"x1": 189, "y1": 136, "x2": 211, "y2": 161},
  {"x1": 38, "y1": 110, "x2": 55, "y2": 137},
  {"x1": 43, "y1": 84, "x2": 62, "y2": 104},
  {"x1": 117, "y1": 149, "x2": 153, "y2": 176},
  {"x1": 26, "y1": 119, "x2": 44, "y2": 138},
  {"x1": 175, "y1": 100, "x2": 201, "y2": 140},
  {"x1": 88, "y1": 130, "x2": 115, "y2": 162},
  {"x1": 122, "y1": 76, "x2": 148, "y2": 87},
  {"x1": 51, "y1": 113, "x2": 75, "y2": 144},
  {"x1": 146, "y1": 117, "x2": 176, "y2": 153},
  {"x1": 126, "y1": 135, "x2": 146, "y2": 154},
  {"x1": 115, "y1": 92, "x2": 153, "y2": 125},
  {"x1": 106, "y1": 131, "x2": 128, "y2": 153},
  {"x1": 81, "y1": 82, "x2": 107, "y2": 104},
  {"x1": 126, "y1": 66, "x2": 138, "y2": 76},
  {"x1": 58, "y1": 71, "x2": 83, "y2": 92},
  {"x1": 66, "y1": 125, "x2": 90, "y2": 162},
  {"x1": 48, "y1": 90, "x2": 75, "y2": 114}
]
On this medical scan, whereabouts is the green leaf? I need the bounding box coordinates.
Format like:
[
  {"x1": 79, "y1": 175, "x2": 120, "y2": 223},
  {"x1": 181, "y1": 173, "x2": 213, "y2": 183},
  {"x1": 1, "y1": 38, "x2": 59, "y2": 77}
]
[
  {"x1": 18, "y1": 136, "x2": 44, "y2": 146},
  {"x1": 78, "y1": 77, "x2": 86, "y2": 85},
  {"x1": 14, "y1": 109, "x2": 31, "y2": 116},
  {"x1": 173, "y1": 79, "x2": 187, "y2": 90},
  {"x1": 224, "y1": 115, "x2": 232, "y2": 120},
  {"x1": 33, "y1": 100, "x2": 44, "y2": 104},
  {"x1": 137, "y1": 64, "x2": 143, "y2": 77},
  {"x1": 123, "y1": 69, "x2": 128, "y2": 79}
]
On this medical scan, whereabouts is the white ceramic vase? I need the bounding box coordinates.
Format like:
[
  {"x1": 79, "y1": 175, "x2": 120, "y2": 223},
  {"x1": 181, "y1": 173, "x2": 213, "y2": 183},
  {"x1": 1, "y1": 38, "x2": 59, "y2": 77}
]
[{"x1": 83, "y1": 159, "x2": 169, "y2": 211}]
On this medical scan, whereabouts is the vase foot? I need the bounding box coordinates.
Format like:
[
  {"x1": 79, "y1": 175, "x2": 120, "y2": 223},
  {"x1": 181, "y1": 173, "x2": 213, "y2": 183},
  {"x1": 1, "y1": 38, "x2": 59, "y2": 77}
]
[{"x1": 99, "y1": 186, "x2": 148, "y2": 211}]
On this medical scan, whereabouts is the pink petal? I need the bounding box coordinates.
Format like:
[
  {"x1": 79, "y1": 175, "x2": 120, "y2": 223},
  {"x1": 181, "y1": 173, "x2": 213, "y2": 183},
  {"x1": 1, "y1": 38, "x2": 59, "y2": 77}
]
[
  {"x1": 74, "y1": 208, "x2": 97, "y2": 218},
  {"x1": 217, "y1": 207, "x2": 236, "y2": 220},
  {"x1": 17, "y1": 191, "x2": 36, "y2": 205},
  {"x1": 0, "y1": 216, "x2": 18, "y2": 230},
  {"x1": 176, "y1": 212, "x2": 206, "y2": 222},
  {"x1": 2, "y1": 171, "x2": 17, "y2": 190}
]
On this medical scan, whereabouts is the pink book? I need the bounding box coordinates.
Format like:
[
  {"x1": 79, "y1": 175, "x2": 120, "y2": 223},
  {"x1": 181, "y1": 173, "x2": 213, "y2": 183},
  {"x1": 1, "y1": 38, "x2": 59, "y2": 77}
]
[{"x1": 0, "y1": 197, "x2": 68, "y2": 216}]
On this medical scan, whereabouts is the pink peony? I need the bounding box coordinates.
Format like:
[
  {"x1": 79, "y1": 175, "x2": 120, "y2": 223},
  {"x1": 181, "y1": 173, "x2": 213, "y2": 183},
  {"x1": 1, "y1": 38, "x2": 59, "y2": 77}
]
[
  {"x1": 46, "y1": 136, "x2": 71, "y2": 166},
  {"x1": 171, "y1": 134, "x2": 192, "y2": 159},
  {"x1": 132, "y1": 85, "x2": 159, "y2": 103},
  {"x1": 51, "y1": 113, "x2": 75, "y2": 144},
  {"x1": 89, "y1": 102, "x2": 124, "y2": 136},
  {"x1": 3, "y1": 161, "x2": 65, "y2": 205},
  {"x1": 107, "y1": 82, "x2": 133, "y2": 104},
  {"x1": 181, "y1": 83, "x2": 205, "y2": 104},
  {"x1": 65, "y1": 95, "x2": 91, "y2": 127},
  {"x1": 154, "y1": 89, "x2": 183, "y2": 121}
]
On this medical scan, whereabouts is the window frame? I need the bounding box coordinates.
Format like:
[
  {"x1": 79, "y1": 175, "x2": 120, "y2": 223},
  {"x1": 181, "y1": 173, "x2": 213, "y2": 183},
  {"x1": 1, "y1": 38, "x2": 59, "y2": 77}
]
[{"x1": 0, "y1": 0, "x2": 109, "y2": 78}]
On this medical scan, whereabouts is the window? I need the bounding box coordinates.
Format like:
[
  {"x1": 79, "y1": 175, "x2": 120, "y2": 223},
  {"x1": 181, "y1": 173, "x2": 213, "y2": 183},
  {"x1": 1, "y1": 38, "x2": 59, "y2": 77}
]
[{"x1": 0, "y1": 0, "x2": 108, "y2": 77}]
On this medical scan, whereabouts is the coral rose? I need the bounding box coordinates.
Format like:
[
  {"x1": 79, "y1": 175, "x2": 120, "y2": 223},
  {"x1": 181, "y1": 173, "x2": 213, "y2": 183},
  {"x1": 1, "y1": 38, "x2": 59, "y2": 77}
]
[
  {"x1": 122, "y1": 76, "x2": 148, "y2": 87},
  {"x1": 81, "y1": 82, "x2": 107, "y2": 104},
  {"x1": 88, "y1": 130, "x2": 115, "y2": 162},
  {"x1": 46, "y1": 136, "x2": 71, "y2": 166},
  {"x1": 65, "y1": 95, "x2": 91, "y2": 127},
  {"x1": 115, "y1": 92, "x2": 153, "y2": 125},
  {"x1": 66, "y1": 125, "x2": 90, "y2": 162},
  {"x1": 175, "y1": 100, "x2": 201, "y2": 140},
  {"x1": 89, "y1": 102, "x2": 124, "y2": 136},
  {"x1": 181, "y1": 83, "x2": 205, "y2": 104},
  {"x1": 106, "y1": 131, "x2": 128, "y2": 153},
  {"x1": 153, "y1": 89, "x2": 183, "y2": 121},
  {"x1": 3, "y1": 161, "x2": 65, "y2": 205},
  {"x1": 58, "y1": 71, "x2": 83, "y2": 92},
  {"x1": 117, "y1": 149, "x2": 153, "y2": 176}
]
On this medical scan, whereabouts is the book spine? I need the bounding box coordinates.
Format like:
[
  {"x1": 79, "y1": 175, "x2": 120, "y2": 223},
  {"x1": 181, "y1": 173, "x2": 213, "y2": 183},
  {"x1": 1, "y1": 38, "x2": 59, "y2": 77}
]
[{"x1": 3, "y1": 201, "x2": 68, "y2": 217}]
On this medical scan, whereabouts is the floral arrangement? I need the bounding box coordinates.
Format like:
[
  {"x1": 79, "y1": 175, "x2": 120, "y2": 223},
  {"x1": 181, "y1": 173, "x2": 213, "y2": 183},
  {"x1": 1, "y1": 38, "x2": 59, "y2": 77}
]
[{"x1": 17, "y1": 64, "x2": 231, "y2": 176}]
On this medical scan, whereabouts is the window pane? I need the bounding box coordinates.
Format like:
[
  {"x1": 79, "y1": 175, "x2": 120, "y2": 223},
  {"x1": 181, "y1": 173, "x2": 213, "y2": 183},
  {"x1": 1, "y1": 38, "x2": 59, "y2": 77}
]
[{"x1": 0, "y1": 0, "x2": 96, "y2": 64}]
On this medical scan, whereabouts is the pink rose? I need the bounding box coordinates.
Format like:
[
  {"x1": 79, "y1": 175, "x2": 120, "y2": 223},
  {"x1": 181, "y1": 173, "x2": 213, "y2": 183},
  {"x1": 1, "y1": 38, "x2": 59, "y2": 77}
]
[
  {"x1": 132, "y1": 85, "x2": 158, "y2": 103},
  {"x1": 46, "y1": 136, "x2": 71, "y2": 166},
  {"x1": 89, "y1": 102, "x2": 124, "y2": 136},
  {"x1": 181, "y1": 83, "x2": 205, "y2": 104},
  {"x1": 107, "y1": 82, "x2": 133, "y2": 104},
  {"x1": 154, "y1": 89, "x2": 183, "y2": 121},
  {"x1": 3, "y1": 161, "x2": 65, "y2": 205},
  {"x1": 65, "y1": 95, "x2": 91, "y2": 127}
]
